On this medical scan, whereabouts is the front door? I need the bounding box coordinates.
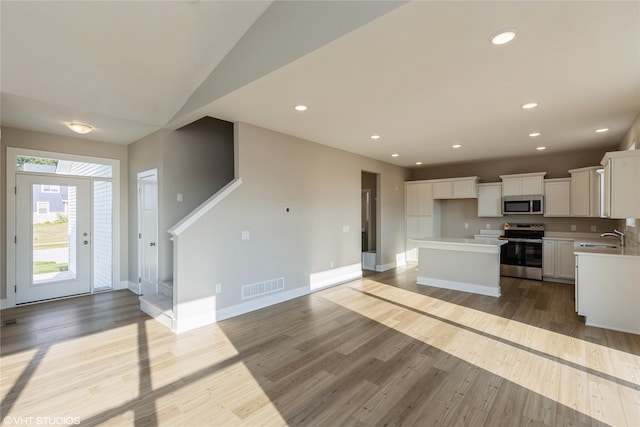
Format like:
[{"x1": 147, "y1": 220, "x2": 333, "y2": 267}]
[{"x1": 16, "y1": 174, "x2": 91, "y2": 303}]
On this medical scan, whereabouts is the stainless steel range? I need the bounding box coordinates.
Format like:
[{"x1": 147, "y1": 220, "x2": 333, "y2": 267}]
[{"x1": 499, "y1": 223, "x2": 544, "y2": 280}]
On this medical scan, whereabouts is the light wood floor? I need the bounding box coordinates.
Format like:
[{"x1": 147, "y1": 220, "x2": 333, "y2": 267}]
[{"x1": 1, "y1": 266, "x2": 639, "y2": 426}]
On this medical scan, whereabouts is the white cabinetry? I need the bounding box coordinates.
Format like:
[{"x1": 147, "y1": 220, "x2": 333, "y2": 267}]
[
  {"x1": 431, "y1": 177, "x2": 478, "y2": 199},
  {"x1": 544, "y1": 178, "x2": 571, "y2": 217},
  {"x1": 405, "y1": 181, "x2": 440, "y2": 263},
  {"x1": 406, "y1": 181, "x2": 433, "y2": 216},
  {"x1": 576, "y1": 252, "x2": 640, "y2": 334},
  {"x1": 500, "y1": 172, "x2": 546, "y2": 196},
  {"x1": 568, "y1": 166, "x2": 602, "y2": 217},
  {"x1": 543, "y1": 238, "x2": 575, "y2": 283},
  {"x1": 477, "y1": 183, "x2": 502, "y2": 217},
  {"x1": 601, "y1": 150, "x2": 640, "y2": 219}
]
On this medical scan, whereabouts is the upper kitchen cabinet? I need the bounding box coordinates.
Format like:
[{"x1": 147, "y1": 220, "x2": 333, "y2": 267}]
[
  {"x1": 477, "y1": 183, "x2": 503, "y2": 217},
  {"x1": 405, "y1": 181, "x2": 434, "y2": 216},
  {"x1": 431, "y1": 176, "x2": 478, "y2": 199},
  {"x1": 500, "y1": 172, "x2": 546, "y2": 196},
  {"x1": 568, "y1": 166, "x2": 602, "y2": 217},
  {"x1": 601, "y1": 150, "x2": 640, "y2": 219},
  {"x1": 544, "y1": 178, "x2": 571, "y2": 217}
]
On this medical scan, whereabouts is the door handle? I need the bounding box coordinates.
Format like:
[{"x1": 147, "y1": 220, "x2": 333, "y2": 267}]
[{"x1": 150, "y1": 242, "x2": 156, "y2": 247}]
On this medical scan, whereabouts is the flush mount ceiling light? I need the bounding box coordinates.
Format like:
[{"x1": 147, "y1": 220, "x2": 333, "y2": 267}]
[
  {"x1": 391, "y1": 153, "x2": 399, "y2": 157},
  {"x1": 595, "y1": 128, "x2": 609, "y2": 133},
  {"x1": 522, "y1": 102, "x2": 538, "y2": 109},
  {"x1": 294, "y1": 105, "x2": 307, "y2": 112},
  {"x1": 66, "y1": 122, "x2": 94, "y2": 134},
  {"x1": 529, "y1": 132, "x2": 541, "y2": 137},
  {"x1": 370, "y1": 134, "x2": 381, "y2": 140},
  {"x1": 416, "y1": 161, "x2": 423, "y2": 165},
  {"x1": 536, "y1": 146, "x2": 547, "y2": 151},
  {"x1": 452, "y1": 144, "x2": 462, "y2": 149},
  {"x1": 490, "y1": 28, "x2": 517, "y2": 45}
]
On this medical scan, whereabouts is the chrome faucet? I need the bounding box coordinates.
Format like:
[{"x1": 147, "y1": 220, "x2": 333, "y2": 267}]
[{"x1": 600, "y1": 229, "x2": 625, "y2": 247}]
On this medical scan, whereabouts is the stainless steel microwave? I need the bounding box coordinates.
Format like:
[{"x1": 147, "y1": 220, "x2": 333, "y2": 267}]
[{"x1": 502, "y1": 195, "x2": 544, "y2": 215}]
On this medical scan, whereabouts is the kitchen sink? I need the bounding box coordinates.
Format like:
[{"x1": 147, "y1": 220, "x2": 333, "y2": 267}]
[{"x1": 577, "y1": 243, "x2": 618, "y2": 249}]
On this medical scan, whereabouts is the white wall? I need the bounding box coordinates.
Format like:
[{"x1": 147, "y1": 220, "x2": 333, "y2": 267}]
[{"x1": 174, "y1": 122, "x2": 409, "y2": 319}]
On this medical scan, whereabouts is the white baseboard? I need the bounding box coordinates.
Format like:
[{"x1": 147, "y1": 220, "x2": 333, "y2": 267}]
[
  {"x1": 417, "y1": 276, "x2": 501, "y2": 297},
  {"x1": 127, "y1": 281, "x2": 141, "y2": 294},
  {"x1": 216, "y1": 287, "x2": 310, "y2": 322},
  {"x1": 310, "y1": 263, "x2": 362, "y2": 291},
  {"x1": 376, "y1": 262, "x2": 397, "y2": 272},
  {"x1": 114, "y1": 280, "x2": 129, "y2": 291}
]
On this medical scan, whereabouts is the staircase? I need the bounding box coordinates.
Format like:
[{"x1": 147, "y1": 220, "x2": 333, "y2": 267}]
[{"x1": 139, "y1": 280, "x2": 174, "y2": 330}]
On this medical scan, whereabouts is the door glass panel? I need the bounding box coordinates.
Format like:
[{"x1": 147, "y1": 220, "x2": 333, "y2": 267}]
[
  {"x1": 93, "y1": 180, "x2": 113, "y2": 289},
  {"x1": 32, "y1": 183, "x2": 76, "y2": 284},
  {"x1": 17, "y1": 155, "x2": 112, "y2": 178}
]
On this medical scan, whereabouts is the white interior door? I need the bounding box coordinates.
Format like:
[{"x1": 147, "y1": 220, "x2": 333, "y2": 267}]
[
  {"x1": 138, "y1": 170, "x2": 158, "y2": 295},
  {"x1": 16, "y1": 174, "x2": 91, "y2": 303}
]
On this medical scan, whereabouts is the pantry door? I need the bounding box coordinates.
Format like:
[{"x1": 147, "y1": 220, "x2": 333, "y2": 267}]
[{"x1": 16, "y1": 174, "x2": 91, "y2": 303}]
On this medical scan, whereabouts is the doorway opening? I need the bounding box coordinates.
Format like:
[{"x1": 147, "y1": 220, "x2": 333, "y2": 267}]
[
  {"x1": 6, "y1": 148, "x2": 120, "y2": 307},
  {"x1": 361, "y1": 171, "x2": 379, "y2": 271},
  {"x1": 137, "y1": 169, "x2": 158, "y2": 297}
]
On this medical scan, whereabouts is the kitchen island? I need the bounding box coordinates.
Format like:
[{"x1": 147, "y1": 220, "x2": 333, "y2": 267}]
[{"x1": 410, "y1": 237, "x2": 507, "y2": 297}]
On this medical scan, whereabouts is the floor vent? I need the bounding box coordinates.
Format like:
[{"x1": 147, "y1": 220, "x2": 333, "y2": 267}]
[{"x1": 242, "y1": 278, "x2": 285, "y2": 300}]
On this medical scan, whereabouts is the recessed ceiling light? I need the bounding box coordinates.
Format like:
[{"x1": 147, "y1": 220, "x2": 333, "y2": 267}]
[
  {"x1": 595, "y1": 128, "x2": 609, "y2": 133},
  {"x1": 490, "y1": 29, "x2": 517, "y2": 45},
  {"x1": 294, "y1": 105, "x2": 307, "y2": 111},
  {"x1": 529, "y1": 132, "x2": 541, "y2": 137},
  {"x1": 536, "y1": 146, "x2": 547, "y2": 151},
  {"x1": 370, "y1": 134, "x2": 380, "y2": 140},
  {"x1": 66, "y1": 122, "x2": 94, "y2": 134},
  {"x1": 391, "y1": 153, "x2": 399, "y2": 157},
  {"x1": 452, "y1": 144, "x2": 462, "y2": 149},
  {"x1": 416, "y1": 161, "x2": 422, "y2": 165},
  {"x1": 522, "y1": 102, "x2": 538, "y2": 109}
]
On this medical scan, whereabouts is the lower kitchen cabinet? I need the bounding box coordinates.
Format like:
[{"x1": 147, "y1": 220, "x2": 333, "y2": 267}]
[
  {"x1": 543, "y1": 239, "x2": 575, "y2": 283},
  {"x1": 575, "y1": 252, "x2": 640, "y2": 334}
]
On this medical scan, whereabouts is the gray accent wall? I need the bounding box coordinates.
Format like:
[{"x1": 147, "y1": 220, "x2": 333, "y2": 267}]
[
  {"x1": 174, "y1": 122, "x2": 409, "y2": 311},
  {"x1": 127, "y1": 117, "x2": 234, "y2": 284}
]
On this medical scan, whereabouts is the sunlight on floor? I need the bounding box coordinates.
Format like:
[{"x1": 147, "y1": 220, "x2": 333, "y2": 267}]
[{"x1": 320, "y1": 279, "x2": 640, "y2": 426}]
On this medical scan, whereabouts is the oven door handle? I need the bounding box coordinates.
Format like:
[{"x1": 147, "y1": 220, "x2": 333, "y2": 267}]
[{"x1": 499, "y1": 237, "x2": 543, "y2": 243}]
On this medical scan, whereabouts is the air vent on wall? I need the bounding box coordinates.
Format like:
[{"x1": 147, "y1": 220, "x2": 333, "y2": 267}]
[{"x1": 241, "y1": 278, "x2": 285, "y2": 300}]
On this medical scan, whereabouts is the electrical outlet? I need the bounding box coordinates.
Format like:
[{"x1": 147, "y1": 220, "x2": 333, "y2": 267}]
[
  {"x1": 571, "y1": 224, "x2": 576, "y2": 231},
  {"x1": 342, "y1": 225, "x2": 350, "y2": 232},
  {"x1": 486, "y1": 224, "x2": 491, "y2": 229},
  {"x1": 241, "y1": 230, "x2": 250, "y2": 240},
  {"x1": 591, "y1": 225, "x2": 597, "y2": 232},
  {"x1": 177, "y1": 193, "x2": 183, "y2": 202},
  {"x1": 215, "y1": 283, "x2": 222, "y2": 294},
  {"x1": 330, "y1": 261, "x2": 335, "y2": 268},
  {"x1": 464, "y1": 223, "x2": 469, "y2": 229}
]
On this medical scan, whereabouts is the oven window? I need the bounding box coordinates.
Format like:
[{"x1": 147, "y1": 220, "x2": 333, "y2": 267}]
[
  {"x1": 504, "y1": 200, "x2": 530, "y2": 212},
  {"x1": 500, "y1": 241, "x2": 542, "y2": 267}
]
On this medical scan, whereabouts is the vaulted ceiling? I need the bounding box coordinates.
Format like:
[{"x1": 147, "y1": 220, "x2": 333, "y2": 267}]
[{"x1": 2, "y1": 1, "x2": 639, "y2": 167}]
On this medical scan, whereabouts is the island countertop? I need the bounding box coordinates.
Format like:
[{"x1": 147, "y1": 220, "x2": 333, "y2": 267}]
[{"x1": 410, "y1": 237, "x2": 507, "y2": 254}]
